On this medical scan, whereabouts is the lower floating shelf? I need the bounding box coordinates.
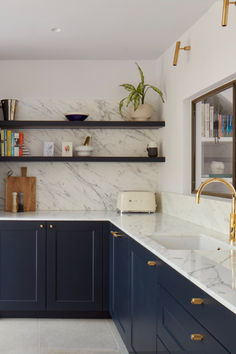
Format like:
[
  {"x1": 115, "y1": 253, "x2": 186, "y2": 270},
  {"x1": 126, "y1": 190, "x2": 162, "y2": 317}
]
[{"x1": 0, "y1": 156, "x2": 165, "y2": 163}]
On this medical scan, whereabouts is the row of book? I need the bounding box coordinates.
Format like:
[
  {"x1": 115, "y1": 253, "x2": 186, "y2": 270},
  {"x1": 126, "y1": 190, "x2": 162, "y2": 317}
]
[
  {"x1": 0, "y1": 130, "x2": 24, "y2": 157},
  {"x1": 217, "y1": 114, "x2": 233, "y2": 137},
  {"x1": 201, "y1": 102, "x2": 233, "y2": 138}
]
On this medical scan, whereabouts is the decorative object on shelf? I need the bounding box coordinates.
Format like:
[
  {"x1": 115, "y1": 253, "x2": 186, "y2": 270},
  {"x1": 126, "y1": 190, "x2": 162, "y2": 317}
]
[
  {"x1": 147, "y1": 142, "x2": 158, "y2": 157},
  {"x1": 43, "y1": 142, "x2": 54, "y2": 157},
  {"x1": 1, "y1": 99, "x2": 18, "y2": 121},
  {"x1": 173, "y1": 41, "x2": 191, "y2": 66},
  {"x1": 65, "y1": 113, "x2": 89, "y2": 121},
  {"x1": 75, "y1": 135, "x2": 93, "y2": 156},
  {"x1": 12, "y1": 192, "x2": 18, "y2": 213},
  {"x1": 5, "y1": 167, "x2": 36, "y2": 212},
  {"x1": 62, "y1": 142, "x2": 73, "y2": 157},
  {"x1": 18, "y1": 192, "x2": 24, "y2": 212},
  {"x1": 222, "y1": 0, "x2": 236, "y2": 26},
  {"x1": 210, "y1": 161, "x2": 225, "y2": 174},
  {"x1": 119, "y1": 63, "x2": 164, "y2": 121}
]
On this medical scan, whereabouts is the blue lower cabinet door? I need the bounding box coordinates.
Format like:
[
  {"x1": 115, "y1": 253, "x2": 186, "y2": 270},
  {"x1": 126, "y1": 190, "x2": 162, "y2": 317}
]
[
  {"x1": 130, "y1": 240, "x2": 157, "y2": 354},
  {"x1": 156, "y1": 336, "x2": 170, "y2": 353},
  {"x1": 0, "y1": 221, "x2": 46, "y2": 311},
  {"x1": 109, "y1": 226, "x2": 131, "y2": 350},
  {"x1": 46, "y1": 221, "x2": 103, "y2": 311},
  {"x1": 157, "y1": 285, "x2": 230, "y2": 353}
]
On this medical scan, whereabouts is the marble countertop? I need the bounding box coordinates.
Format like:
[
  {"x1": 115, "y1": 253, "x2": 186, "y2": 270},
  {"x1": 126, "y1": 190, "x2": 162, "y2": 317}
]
[{"x1": 0, "y1": 210, "x2": 236, "y2": 314}]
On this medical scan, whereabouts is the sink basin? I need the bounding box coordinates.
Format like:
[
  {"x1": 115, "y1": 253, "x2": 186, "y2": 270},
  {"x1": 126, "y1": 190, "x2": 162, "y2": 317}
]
[{"x1": 155, "y1": 234, "x2": 236, "y2": 251}]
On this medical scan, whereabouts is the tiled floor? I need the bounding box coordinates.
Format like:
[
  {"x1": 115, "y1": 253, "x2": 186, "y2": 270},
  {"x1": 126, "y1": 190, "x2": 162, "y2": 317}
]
[{"x1": 0, "y1": 319, "x2": 129, "y2": 354}]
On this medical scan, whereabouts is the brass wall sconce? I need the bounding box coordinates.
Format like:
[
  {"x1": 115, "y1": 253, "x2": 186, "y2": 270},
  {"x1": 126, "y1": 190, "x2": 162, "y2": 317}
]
[
  {"x1": 173, "y1": 41, "x2": 191, "y2": 66},
  {"x1": 222, "y1": 0, "x2": 236, "y2": 26}
]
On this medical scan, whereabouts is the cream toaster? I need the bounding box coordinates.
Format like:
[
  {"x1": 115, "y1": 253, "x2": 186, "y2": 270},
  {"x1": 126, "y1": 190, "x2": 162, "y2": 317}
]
[{"x1": 117, "y1": 191, "x2": 156, "y2": 213}]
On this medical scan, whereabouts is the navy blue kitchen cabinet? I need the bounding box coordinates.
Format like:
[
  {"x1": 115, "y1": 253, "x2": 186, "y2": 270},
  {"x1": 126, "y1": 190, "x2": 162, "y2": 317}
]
[
  {"x1": 130, "y1": 239, "x2": 158, "y2": 354},
  {"x1": 156, "y1": 284, "x2": 229, "y2": 353},
  {"x1": 47, "y1": 221, "x2": 103, "y2": 311},
  {"x1": 109, "y1": 225, "x2": 131, "y2": 351},
  {"x1": 111, "y1": 234, "x2": 236, "y2": 354},
  {"x1": 157, "y1": 257, "x2": 236, "y2": 354},
  {"x1": 0, "y1": 221, "x2": 46, "y2": 311}
]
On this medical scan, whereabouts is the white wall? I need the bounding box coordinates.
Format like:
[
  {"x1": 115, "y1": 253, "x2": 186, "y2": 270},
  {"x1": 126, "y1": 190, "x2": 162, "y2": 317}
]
[
  {"x1": 156, "y1": 0, "x2": 236, "y2": 194},
  {"x1": 0, "y1": 60, "x2": 158, "y2": 100}
]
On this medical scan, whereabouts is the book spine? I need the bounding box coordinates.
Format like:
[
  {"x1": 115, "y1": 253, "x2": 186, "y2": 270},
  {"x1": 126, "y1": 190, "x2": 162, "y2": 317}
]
[
  {"x1": 201, "y1": 103, "x2": 205, "y2": 137},
  {"x1": 219, "y1": 114, "x2": 222, "y2": 137},
  {"x1": 7, "y1": 130, "x2": 11, "y2": 156},
  {"x1": 11, "y1": 132, "x2": 14, "y2": 156},
  {"x1": 229, "y1": 115, "x2": 233, "y2": 136},
  {"x1": 204, "y1": 103, "x2": 210, "y2": 138},
  {"x1": 14, "y1": 132, "x2": 19, "y2": 157},
  {"x1": 209, "y1": 106, "x2": 214, "y2": 138},
  {"x1": 1, "y1": 130, "x2": 5, "y2": 157},
  {"x1": 19, "y1": 132, "x2": 24, "y2": 156},
  {"x1": 222, "y1": 115, "x2": 225, "y2": 137},
  {"x1": 4, "y1": 130, "x2": 7, "y2": 156}
]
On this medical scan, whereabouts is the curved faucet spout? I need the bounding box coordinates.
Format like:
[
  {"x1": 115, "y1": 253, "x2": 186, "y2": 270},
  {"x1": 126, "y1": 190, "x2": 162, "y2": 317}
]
[{"x1": 196, "y1": 178, "x2": 236, "y2": 242}]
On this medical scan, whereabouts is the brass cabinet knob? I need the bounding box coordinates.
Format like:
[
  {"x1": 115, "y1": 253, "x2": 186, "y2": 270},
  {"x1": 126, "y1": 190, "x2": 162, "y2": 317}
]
[
  {"x1": 49, "y1": 224, "x2": 53, "y2": 229},
  {"x1": 191, "y1": 334, "x2": 204, "y2": 341},
  {"x1": 40, "y1": 224, "x2": 44, "y2": 229},
  {"x1": 147, "y1": 261, "x2": 157, "y2": 266},
  {"x1": 191, "y1": 298, "x2": 203, "y2": 305},
  {"x1": 110, "y1": 230, "x2": 123, "y2": 238}
]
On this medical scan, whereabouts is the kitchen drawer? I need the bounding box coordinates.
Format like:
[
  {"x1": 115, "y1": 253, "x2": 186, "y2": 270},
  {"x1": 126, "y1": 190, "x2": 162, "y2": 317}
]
[
  {"x1": 157, "y1": 284, "x2": 230, "y2": 353},
  {"x1": 158, "y1": 260, "x2": 236, "y2": 353}
]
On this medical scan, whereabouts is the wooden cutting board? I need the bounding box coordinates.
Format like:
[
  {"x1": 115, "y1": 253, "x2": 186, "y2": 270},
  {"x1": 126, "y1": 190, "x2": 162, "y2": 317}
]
[{"x1": 5, "y1": 167, "x2": 36, "y2": 211}]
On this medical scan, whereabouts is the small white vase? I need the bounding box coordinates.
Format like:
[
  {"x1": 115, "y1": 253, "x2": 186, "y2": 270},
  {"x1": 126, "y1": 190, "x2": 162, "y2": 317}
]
[{"x1": 129, "y1": 103, "x2": 153, "y2": 121}]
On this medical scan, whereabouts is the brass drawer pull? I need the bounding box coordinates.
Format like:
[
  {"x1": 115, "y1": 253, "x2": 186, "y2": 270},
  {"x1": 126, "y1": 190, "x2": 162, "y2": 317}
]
[
  {"x1": 49, "y1": 224, "x2": 53, "y2": 229},
  {"x1": 147, "y1": 261, "x2": 157, "y2": 267},
  {"x1": 110, "y1": 231, "x2": 123, "y2": 238},
  {"x1": 191, "y1": 334, "x2": 204, "y2": 341},
  {"x1": 191, "y1": 298, "x2": 203, "y2": 305},
  {"x1": 40, "y1": 224, "x2": 44, "y2": 229}
]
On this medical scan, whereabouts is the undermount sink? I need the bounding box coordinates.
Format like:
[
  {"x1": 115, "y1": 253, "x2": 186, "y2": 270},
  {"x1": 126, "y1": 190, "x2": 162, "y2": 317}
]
[{"x1": 155, "y1": 234, "x2": 236, "y2": 251}]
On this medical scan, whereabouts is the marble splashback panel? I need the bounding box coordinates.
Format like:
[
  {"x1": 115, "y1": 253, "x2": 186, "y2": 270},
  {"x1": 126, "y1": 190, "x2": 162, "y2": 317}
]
[
  {"x1": 160, "y1": 191, "x2": 231, "y2": 236},
  {"x1": 0, "y1": 99, "x2": 162, "y2": 210}
]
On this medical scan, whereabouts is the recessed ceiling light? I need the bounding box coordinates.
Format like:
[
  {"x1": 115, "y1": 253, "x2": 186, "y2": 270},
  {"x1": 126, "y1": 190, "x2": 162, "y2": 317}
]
[{"x1": 51, "y1": 27, "x2": 62, "y2": 33}]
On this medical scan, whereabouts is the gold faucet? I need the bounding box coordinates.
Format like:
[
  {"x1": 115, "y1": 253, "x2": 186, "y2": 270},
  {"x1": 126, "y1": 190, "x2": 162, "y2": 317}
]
[{"x1": 196, "y1": 178, "x2": 236, "y2": 243}]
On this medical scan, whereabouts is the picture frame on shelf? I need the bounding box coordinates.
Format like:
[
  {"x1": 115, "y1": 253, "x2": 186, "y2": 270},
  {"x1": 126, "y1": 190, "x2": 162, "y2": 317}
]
[
  {"x1": 62, "y1": 142, "x2": 73, "y2": 157},
  {"x1": 43, "y1": 142, "x2": 54, "y2": 157}
]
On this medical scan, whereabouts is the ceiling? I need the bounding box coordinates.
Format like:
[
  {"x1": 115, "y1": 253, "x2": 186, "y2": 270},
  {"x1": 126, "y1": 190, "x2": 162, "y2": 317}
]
[{"x1": 0, "y1": 0, "x2": 217, "y2": 60}]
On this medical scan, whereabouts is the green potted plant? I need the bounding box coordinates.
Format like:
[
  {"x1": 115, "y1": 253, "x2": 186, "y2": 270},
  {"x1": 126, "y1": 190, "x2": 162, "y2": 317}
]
[{"x1": 119, "y1": 63, "x2": 164, "y2": 120}]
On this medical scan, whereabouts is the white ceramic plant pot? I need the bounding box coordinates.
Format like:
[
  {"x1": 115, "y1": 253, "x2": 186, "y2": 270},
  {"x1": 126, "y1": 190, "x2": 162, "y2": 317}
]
[{"x1": 129, "y1": 103, "x2": 153, "y2": 121}]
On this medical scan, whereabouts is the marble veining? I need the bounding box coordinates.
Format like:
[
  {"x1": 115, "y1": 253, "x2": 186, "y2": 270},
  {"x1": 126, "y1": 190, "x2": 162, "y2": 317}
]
[
  {"x1": 0, "y1": 98, "x2": 162, "y2": 211},
  {"x1": 161, "y1": 191, "x2": 231, "y2": 236},
  {"x1": 0, "y1": 210, "x2": 236, "y2": 315}
]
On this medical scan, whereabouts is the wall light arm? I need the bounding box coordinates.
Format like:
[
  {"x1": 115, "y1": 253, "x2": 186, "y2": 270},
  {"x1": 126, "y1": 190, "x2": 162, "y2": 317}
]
[
  {"x1": 222, "y1": 0, "x2": 236, "y2": 26},
  {"x1": 173, "y1": 41, "x2": 191, "y2": 66}
]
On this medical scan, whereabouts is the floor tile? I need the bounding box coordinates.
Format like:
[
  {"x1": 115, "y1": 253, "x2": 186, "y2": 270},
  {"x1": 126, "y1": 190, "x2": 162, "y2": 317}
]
[
  {"x1": 0, "y1": 319, "x2": 39, "y2": 354},
  {"x1": 39, "y1": 319, "x2": 121, "y2": 352}
]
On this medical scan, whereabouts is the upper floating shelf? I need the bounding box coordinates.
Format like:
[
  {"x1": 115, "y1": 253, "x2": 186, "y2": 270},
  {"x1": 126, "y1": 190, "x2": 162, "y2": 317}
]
[{"x1": 0, "y1": 120, "x2": 165, "y2": 129}]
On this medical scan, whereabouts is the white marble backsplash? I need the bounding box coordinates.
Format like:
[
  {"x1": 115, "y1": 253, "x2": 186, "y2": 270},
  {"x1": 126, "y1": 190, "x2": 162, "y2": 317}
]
[
  {"x1": 160, "y1": 191, "x2": 231, "y2": 236},
  {"x1": 0, "y1": 99, "x2": 162, "y2": 210}
]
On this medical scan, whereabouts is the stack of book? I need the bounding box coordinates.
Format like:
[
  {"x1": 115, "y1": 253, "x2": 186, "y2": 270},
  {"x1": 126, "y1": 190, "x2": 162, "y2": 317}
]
[
  {"x1": 0, "y1": 129, "x2": 24, "y2": 157},
  {"x1": 201, "y1": 102, "x2": 233, "y2": 138}
]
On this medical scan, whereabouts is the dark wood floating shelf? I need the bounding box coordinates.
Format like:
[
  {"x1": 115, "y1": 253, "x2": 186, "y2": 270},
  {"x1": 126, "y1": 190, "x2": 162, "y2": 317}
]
[
  {"x1": 0, "y1": 120, "x2": 165, "y2": 129},
  {"x1": 0, "y1": 156, "x2": 165, "y2": 163}
]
